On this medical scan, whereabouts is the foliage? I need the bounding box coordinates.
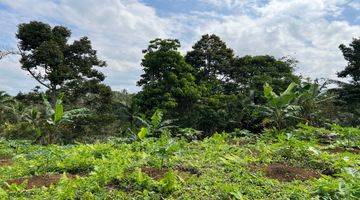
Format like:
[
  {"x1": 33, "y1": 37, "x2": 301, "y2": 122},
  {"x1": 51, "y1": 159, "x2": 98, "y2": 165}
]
[
  {"x1": 338, "y1": 37, "x2": 360, "y2": 84},
  {"x1": 335, "y1": 37, "x2": 360, "y2": 126},
  {"x1": 0, "y1": 125, "x2": 359, "y2": 199},
  {"x1": 185, "y1": 34, "x2": 234, "y2": 84},
  {"x1": 0, "y1": 91, "x2": 14, "y2": 126},
  {"x1": 136, "y1": 109, "x2": 176, "y2": 139},
  {"x1": 261, "y1": 82, "x2": 300, "y2": 130},
  {"x1": 135, "y1": 39, "x2": 201, "y2": 120},
  {"x1": 295, "y1": 80, "x2": 337, "y2": 126},
  {"x1": 229, "y1": 55, "x2": 300, "y2": 103},
  {"x1": 1, "y1": 21, "x2": 360, "y2": 199},
  {"x1": 13, "y1": 21, "x2": 114, "y2": 138},
  {"x1": 111, "y1": 90, "x2": 140, "y2": 136},
  {"x1": 38, "y1": 93, "x2": 90, "y2": 144},
  {"x1": 16, "y1": 21, "x2": 107, "y2": 98}
]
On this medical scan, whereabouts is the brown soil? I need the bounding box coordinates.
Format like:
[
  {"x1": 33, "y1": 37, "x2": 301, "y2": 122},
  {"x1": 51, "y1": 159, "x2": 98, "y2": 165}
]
[
  {"x1": 7, "y1": 173, "x2": 77, "y2": 189},
  {"x1": 264, "y1": 163, "x2": 320, "y2": 182},
  {"x1": 141, "y1": 167, "x2": 169, "y2": 180},
  {"x1": 176, "y1": 166, "x2": 202, "y2": 176},
  {"x1": 249, "y1": 163, "x2": 320, "y2": 182},
  {"x1": 326, "y1": 147, "x2": 360, "y2": 154},
  {"x1": 140, "y1": 166, "x2": 201, "y2": 180},
  {"x1": 0, "y1": 158, "x2": 13, "y2": 167}
]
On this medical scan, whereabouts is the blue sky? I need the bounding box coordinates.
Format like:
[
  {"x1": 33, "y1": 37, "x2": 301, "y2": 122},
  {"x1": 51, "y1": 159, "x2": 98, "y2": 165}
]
[{"x1": 0, "y1": 0, "x2": 359, "y2": 95}]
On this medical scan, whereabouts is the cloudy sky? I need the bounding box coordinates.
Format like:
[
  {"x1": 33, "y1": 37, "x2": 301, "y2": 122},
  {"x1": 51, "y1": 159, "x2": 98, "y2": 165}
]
[{"x1": 0, "y1": 0, "x2": 359, "y2": 94}]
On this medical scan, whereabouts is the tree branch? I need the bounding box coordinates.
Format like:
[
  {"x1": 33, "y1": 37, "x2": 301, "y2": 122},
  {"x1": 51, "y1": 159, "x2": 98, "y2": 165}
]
[
  {"x1": 26, "y1": 69, "x2": 51, "y2": 90},
  {"x1": 0, "y1": 50, "x2": 19, "y2": 60}
]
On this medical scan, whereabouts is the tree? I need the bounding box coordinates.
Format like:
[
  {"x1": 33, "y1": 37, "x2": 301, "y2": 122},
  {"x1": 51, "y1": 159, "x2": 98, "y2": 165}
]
[
  {"x1": 16, "y1": 21, "x2": 108, "y2": 103},
  {"x1": 0, "y1": 49, "x2": 19, "y2": 60},
  {"x1": 135, "y1": 39, "x2": 201, "y2": 119},
  {"x1": 111, "y1": 90, "x2": 140, "y2": 135},
  {"x1": 229, "y1": 55, "x2": 300, "y2": 103},
  {"x1": 338, "y1": 38, "x2": 360, "y2": 84},
  {"x1": 185, "y1": 34, "x2": 234, "y2": 84},
  {"x1": 0, "y1": 91, "x2": 14, "y2": 125},
  {"x1": 335, "y1": 38, "x2": 360, "y2": 125},
  {"x1": 183, "y1": 35, "x2": 242, "y2": 134}
]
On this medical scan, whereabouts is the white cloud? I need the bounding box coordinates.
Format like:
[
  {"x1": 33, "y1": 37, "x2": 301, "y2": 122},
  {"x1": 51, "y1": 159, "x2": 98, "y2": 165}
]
[
  {"x1": 349, "y1": 1, "x2": 360, "y2": 10},
  {"x1": 182, "y1": 0, "x2": 360, "y2": 80},
  {"x1": 0, "y1": 0, "x2": 359, "y2": 94},
  {"x1": 0, "y1": 0, "x2": 170, "y2": 94},
  {"x1": 200, "y1": 0, "x2": 260, "y2": 8}
]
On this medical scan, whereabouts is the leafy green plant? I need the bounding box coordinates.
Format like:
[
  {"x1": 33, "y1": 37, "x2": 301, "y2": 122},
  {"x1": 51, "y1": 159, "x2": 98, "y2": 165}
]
[
  {"x1": 261, "y1": 82, "x2": 300, "y2": 130},
  {"x1": 177, "y1": 128, "x2": 202, "y2": 141},
  {"x1": 137, "y1": 109, "x2": 176, "y2": 139},
  {"x1": 159, "y1": 170, "x2": 179, "y2": 194},
  {"x1": 295, "y1": 80, "x2": 337, "y2": 126},
  {"x1": 39, "y1": 93, "x2": 90, "y2": 144}
]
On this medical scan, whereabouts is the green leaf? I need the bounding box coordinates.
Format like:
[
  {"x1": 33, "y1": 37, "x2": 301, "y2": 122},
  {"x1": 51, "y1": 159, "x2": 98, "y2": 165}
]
[
  {"x1": 278, "y1": 82, "x2": 298, "y2": 106},
  {"x1": 54, "y1": 99, "x2": 64, "y2": 124},
  {"x1": 62, "y1": 108, "x2": 90, "y2": 123},
  {"x1": 263, "y1": 83, "x2": 277, "y2": 100},
  {"x1": 138, "y1": 127, "x2": 148, "y2": 140},
  {"x1": 42, "y1": 94, "x2": 54, "y2": 117},
  {"x1": 151, "y1": 109, "x2": 163, "y2": 127}
]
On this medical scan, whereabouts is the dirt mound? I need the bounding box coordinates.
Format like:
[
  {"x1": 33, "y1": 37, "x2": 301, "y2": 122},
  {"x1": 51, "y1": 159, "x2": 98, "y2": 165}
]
[
  {"x1": 141, "y1": 166, "x2": 201, "y2": 180},
  {"x1": 0, "y1": 158, "x2": 13, "y2": 167},
  {"x1": 0, "y1": 155, "x2": 13, "y2": 167},
  {"x1": 7, "y1": 173, "x2": 77, "y2": 189},
  {"x1": 264, "y1": 163, "x2": 320, "y2": 182},
  {"x1": 326, "y1": 147, "x2": 360, "y2": 154},
  {"x1": 141, "y1": 167, "x2": 169, "y2": 180}
]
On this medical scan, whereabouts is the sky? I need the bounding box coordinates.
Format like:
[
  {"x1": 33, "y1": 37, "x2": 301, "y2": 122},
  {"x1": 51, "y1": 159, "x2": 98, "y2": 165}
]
[{"x1": 0, "y1": 0, "x2": 359, "y2": 95}]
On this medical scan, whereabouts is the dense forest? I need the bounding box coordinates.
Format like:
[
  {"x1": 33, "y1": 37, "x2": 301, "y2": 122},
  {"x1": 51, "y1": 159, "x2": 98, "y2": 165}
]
[{"x1": 0, "y1": 21, "x2": 359, "y2": 199}]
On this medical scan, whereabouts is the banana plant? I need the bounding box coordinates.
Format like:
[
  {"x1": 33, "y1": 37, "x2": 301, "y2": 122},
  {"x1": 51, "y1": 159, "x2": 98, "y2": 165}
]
[
  {"x1": 261, "y1": 82, "x2": 301, "y2": 130},
  {"x1": 40, "y1": 93, "x2": 90, "y2": 144},
  {"x1": 136, "y1": 109, "x2": 176, "y2": 139},
  {"x1": 295, "y1": 81, "x2": 336, "y2": 124}
]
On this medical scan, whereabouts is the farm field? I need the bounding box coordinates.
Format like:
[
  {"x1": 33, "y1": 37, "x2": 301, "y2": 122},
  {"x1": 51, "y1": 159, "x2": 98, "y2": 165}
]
[{"x1": 0, "y1": 125, "x2": 359, "y2": 199}]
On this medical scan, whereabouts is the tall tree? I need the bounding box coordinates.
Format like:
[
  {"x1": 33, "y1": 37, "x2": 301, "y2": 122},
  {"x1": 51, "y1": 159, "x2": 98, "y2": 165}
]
[
  {"x1": 229, "y1": 55, "x2": 300, "y2": 103},
  {"x1": 338, "y1": 38, "x2": 360, "y2": 84},
  {"x1": 185, "y1": 34, "x2": 234, "y2": 84},
  {"x1": 336, "y1": 38, "x2": 360, "y2": 125},
  {"x1": 16, "y1": 21, "x2": 113, "y2": 137},
  {"x1": 135, "y1": 39, "x2": 200, "y2": 119},
  {"x1": 16, "y1": 21, "x2": 109, "y2": 103}
]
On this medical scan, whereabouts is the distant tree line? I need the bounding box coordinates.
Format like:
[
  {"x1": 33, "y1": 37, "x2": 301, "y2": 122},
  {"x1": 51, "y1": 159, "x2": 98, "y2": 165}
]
[{"x1": 0, "y1": 21, "x2": 358, "y2": 143}]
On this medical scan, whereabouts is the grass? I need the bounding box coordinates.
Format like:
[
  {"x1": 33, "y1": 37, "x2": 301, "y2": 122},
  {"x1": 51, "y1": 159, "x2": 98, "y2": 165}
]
[{"x1": 0, "y1": 125, "x2": 359, "y2": 199}]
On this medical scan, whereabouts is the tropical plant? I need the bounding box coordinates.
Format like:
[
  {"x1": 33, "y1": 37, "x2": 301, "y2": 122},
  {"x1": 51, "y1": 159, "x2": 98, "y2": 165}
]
[
  {"x1": 261, "y1": 82, "x2": 300, "y2": 130},
  {"x1": 295, "y1": 80, "x2": 336, "y2": 125},
  {"x1": 39, "y1": 93, "x2": 90, "y2": 144},
  {"x1": 137, "y1": 109, "x2": 176, "y2": 139}
]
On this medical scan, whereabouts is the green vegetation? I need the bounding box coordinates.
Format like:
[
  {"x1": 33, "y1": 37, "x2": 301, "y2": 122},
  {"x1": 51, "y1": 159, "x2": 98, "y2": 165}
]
[
  {"x1": 0, "y1": 125, "x2": 359, "y2": 199},
  {"x1": 0, "y1": 21, "x2": 359, "y2": 199}
]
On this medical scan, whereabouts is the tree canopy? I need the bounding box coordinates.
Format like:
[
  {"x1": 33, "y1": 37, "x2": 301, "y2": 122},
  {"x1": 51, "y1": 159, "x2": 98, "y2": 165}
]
[
  {"x1": 338, "y1": 38, "x2": 360, "y2": 84},
  {"x1": 185, "y1": 34, "x2": 234, "y2": 84},
  {"x1": 136, "y1": 39, "x2": 201, "y2": 118},
  {"x1": 16, "y1": 21, "x2": 108, "y2": 101}
]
